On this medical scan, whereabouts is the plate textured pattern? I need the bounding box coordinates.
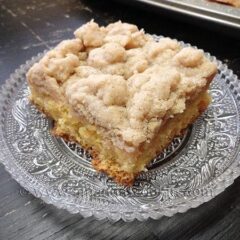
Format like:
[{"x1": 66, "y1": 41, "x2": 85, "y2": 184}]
[{"x1": 1, "y1": 37, "x2": 240, "y2": 221}]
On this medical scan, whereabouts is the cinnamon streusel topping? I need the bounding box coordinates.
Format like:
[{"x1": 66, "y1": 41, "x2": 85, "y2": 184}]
[{"x1": 27, "y1": 20, "x2": 217, "y2": 152}]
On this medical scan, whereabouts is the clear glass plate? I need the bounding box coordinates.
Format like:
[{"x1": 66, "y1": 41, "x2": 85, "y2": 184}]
[{"x1": 1, "y1": 37, "x2": 240, "y2": 221}]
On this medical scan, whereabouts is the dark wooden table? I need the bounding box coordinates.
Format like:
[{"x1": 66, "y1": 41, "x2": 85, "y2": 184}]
[{"x1": 1, "y1": 0, "x2": 240, "y2": 239}]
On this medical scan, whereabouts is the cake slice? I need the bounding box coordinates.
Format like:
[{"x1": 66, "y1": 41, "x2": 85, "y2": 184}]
[{"x1": 27, "y1": 20, "x2": 217, "y2": 185}]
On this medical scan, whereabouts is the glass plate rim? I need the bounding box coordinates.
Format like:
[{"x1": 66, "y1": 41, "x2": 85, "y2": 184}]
[{"x1": 1, "y1": 36, "x2": 240, "y2": 221}]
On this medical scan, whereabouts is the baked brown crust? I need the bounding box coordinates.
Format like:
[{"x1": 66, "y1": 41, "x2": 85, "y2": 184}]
[{"x1": 209, "y1": 0, "x2": 240, "y2": 7}]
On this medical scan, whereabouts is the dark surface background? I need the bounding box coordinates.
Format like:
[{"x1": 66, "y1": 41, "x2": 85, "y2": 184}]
[{"x1": 1, "y1": 0, "x2": 240, "y2": 239}]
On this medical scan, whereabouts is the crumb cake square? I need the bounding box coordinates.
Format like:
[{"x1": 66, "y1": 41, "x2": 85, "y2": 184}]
[{"x1": 27, "y1": 20, "x2": 217, "y2": 185}]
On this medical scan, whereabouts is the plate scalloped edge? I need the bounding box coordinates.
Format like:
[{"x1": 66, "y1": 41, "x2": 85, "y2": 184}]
[{"x1": 1, "y1": 37, "x2": 240, "y2": 222}]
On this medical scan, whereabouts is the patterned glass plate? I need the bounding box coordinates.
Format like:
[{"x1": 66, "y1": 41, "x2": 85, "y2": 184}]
[{"x1": 1, "y1": 37, "x2": 240, "y2": 222}]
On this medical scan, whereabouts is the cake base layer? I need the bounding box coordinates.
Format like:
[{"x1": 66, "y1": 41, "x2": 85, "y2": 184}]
[
  {"x1": 92, "y1": 91, "x2": 211, "y2": 185},
  {"x1": 30, "y1": 89, "x2": 211, "y2": 186}
]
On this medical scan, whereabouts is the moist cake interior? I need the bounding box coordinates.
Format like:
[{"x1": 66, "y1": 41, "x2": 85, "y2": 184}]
[{"x1": 30, "y1": 89, "x2": 211, "y2": 185}]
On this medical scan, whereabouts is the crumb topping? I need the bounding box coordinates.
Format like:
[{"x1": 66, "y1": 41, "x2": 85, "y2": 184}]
[{"x1": 27, "y1": 20, "x2": 217, "y2": 152}]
